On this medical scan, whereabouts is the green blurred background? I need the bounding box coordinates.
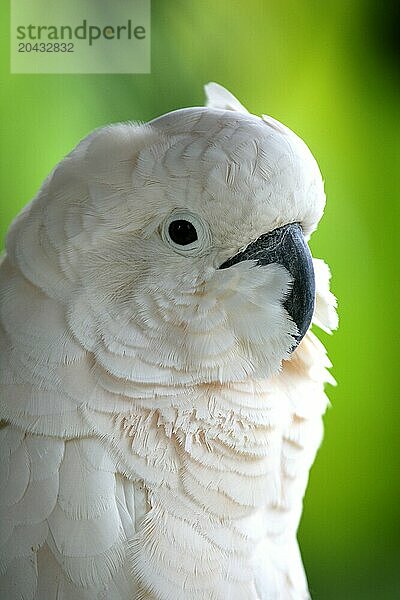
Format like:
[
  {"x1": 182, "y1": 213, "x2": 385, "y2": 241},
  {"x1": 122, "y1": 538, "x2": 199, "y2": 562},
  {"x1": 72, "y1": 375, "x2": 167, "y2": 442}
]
[{"x1": 1, "y1": 1, "x2": 399, "y2": 598}]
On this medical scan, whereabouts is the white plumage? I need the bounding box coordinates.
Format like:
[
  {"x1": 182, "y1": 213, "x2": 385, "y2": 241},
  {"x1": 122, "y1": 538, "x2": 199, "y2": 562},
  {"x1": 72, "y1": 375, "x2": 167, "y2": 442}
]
[{"x1": 0, "y1": 83, "x2": 337, "y2": 599}]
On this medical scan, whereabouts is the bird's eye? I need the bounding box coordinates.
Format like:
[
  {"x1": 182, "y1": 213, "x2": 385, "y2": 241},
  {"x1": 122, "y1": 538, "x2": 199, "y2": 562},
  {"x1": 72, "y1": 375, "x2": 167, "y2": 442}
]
[
  {"x1": 168, "y1": 220, "x2": 198, "y2": 246},
  {"x1": 161, "y1": 210, "x2": 212, "y2": 256}
]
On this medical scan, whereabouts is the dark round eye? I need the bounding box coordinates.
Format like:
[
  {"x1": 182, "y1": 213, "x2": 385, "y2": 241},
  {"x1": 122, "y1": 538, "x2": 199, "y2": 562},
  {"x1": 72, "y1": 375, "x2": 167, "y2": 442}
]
[{"x1": 168, "y1": 220, "x2": 198, "y2": 246}]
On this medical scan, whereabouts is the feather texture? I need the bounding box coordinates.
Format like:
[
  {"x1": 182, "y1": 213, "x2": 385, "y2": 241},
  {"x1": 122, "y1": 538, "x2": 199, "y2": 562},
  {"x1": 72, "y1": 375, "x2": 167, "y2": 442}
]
[{"x1": 0, "y1": 83, "x2": 337, "y2": 599}]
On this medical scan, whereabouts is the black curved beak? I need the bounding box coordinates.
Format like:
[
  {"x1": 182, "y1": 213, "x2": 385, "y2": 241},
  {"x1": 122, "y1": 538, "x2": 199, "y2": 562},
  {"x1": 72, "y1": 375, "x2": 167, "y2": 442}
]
[{"x1": 219, "y1": 223, "x2": 315, "y2": 346}]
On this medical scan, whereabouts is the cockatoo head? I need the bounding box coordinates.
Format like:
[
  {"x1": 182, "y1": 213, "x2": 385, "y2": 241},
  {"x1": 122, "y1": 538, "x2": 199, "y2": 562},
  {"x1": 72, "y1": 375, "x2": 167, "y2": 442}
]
[{"x1": 8, "y1": 83, "x2": 326, "y2": 385}]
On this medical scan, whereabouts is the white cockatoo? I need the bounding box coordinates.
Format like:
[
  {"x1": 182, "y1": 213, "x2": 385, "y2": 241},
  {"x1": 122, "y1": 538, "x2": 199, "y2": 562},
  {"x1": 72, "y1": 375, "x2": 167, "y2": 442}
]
[{"x1": 0, "y1": 83, "x2": 338, "y2": 600}]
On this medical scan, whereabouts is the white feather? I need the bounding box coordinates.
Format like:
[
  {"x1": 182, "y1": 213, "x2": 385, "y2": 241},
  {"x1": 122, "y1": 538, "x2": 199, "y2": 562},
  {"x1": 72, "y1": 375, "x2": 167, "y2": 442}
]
[
  {"x1": 205, "y1": 81, "x2": 250, "y2": 113},
  {"x1": 0, "y1": 82, "x2": 337, "y2": 599}
]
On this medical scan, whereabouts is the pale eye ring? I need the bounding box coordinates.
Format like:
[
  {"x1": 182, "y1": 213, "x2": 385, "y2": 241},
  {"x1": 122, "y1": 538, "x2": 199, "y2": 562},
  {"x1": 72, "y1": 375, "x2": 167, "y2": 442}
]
[{"x1": 161, "y1": 210, "x2": 212, "y2": 256}]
